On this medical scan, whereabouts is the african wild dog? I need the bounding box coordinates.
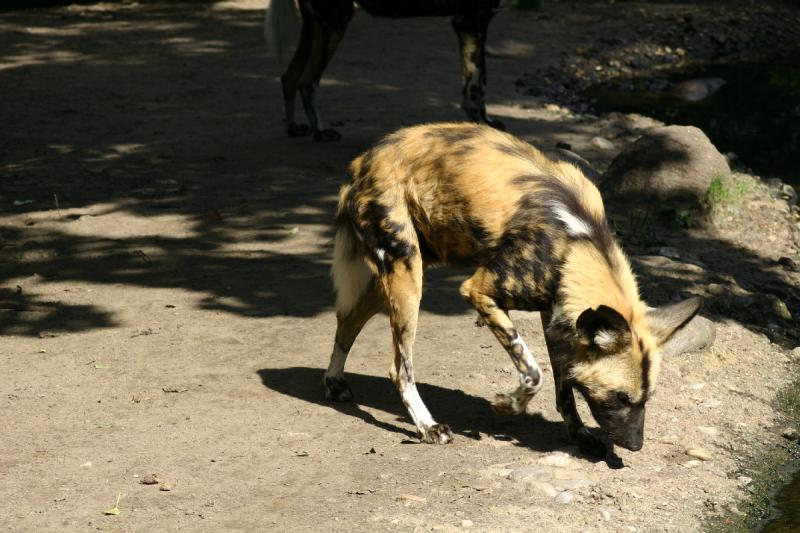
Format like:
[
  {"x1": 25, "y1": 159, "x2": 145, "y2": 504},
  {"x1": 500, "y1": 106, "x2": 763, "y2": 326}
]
[
  {"x1": 264, "y1": 0, "x2": 505, "y2": 141},
  {"x1": 326, "y1": 123, "x2": 702, "y2": 455}
]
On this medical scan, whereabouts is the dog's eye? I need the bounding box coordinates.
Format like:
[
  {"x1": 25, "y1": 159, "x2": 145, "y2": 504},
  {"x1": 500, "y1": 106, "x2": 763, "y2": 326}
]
[{"x1": 616, "y1": 391, "x2": 631, "y2": 405}]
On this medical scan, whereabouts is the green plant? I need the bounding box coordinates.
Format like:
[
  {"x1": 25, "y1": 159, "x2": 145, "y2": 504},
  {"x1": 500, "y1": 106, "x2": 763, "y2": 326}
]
[{"x1": 706, "y1": 174, "x2": 749, "y2": 208}]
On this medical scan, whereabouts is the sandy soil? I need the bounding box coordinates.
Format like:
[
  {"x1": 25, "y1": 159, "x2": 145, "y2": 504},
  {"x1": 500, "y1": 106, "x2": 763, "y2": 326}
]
[{"x1": 1, "y1": 1, "x2": 799, "y2": 531}]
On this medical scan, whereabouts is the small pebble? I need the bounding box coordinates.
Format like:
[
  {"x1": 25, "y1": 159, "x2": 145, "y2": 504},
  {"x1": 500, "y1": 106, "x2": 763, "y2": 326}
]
[
  {"x1": 140, "y1": 474, "x2": 159, "y2": 485},
  {"x1": 554, "y1": 491, "x2": 573, "y2": 504},
  {"x1": 697, "y1": 426, "x2": 718, "y2": 436},
  {"x1": 782, "y1": 428, "x2": 798, "y2": 441},
  {"x1": 159, "y1": 483, "x2": 172, "y2": 492},
  {"x1": 701, "y1": 398, "x2": 721, "y2": 409},
  {"x1": 737, "y1": 476, "x2": 753, "y2": 486},
  {"x1": 537, "y1": 452, "x2": 572, "y2": 468},
  {"x1": 601, "y1": 510, "x2": 611, "y2": 521},
  {"x1": 685, "y1": 447, "x2": 712, "y2": 461},
  {"x1": 790, "y1": 347, "x2": 800, "y2": 362},
  {"x1": 591, "y1": 136, "x2": 615, "y2": 150},
  {"x1": 461, "y1": 519, "x2": 474, "y2": 528}
]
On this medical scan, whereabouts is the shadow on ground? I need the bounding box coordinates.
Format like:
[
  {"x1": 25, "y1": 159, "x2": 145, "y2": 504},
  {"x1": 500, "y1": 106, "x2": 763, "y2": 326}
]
[
  {"x1": 1, "y1": 1, "x2": 796, "y2": 342},
  {"x1": 259, "y1": 366, "x2": 576, "y2": 454}
]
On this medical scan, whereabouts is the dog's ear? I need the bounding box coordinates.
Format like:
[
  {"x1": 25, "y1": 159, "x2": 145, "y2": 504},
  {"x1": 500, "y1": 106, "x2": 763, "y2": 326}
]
[
  {"x1": 576, "y1": 305, "x2": 631, "y2": 353},
  {"x1": 647, "y1": 297, "x2": 703, "y2": 346}
]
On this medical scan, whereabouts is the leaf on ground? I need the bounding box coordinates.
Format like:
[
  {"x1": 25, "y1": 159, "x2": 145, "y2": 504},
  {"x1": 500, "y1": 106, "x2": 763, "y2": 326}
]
[{"x1": 103, "y1": 493, "x2": 122, "y2": 516}]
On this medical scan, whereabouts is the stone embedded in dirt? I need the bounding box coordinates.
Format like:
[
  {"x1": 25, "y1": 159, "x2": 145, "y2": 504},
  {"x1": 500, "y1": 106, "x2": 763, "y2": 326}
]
[
  {"x1": 159, "y1": 483, "x2": 172, "y2": 491},
  {"x1": 790, "y1": 347, "x2": 800, "y2": 362},
  {"x1": 737, "y1": 476, "x2": 753, "y2": 486},
  {"x1": 591, "y1": 136, "x2": 615, "y2": 150},
  {"x1": 601, "y1": 510, "x2": 612, "y2": 521},
  {"x1": 659, "y1": 314, "x2": 716, "y2": 358},
  {"x1": 461, "y1": 519, "x2": 474, "y2": 528},
  {"x1": 508, "y1": 464, "x2": 554, "y2": 483},
  {"x1": 554, "y1": 491, "x2": 574, "y2": 504},
  {"x1": 781, "y1": 428, "x2": 798, "y2": 441},
  {"x1": 685, "y1": 447, "x2": 712, "y2": 461},
  {"x1": 552, "y1": 478, "x2": 595, "y2": 491},
  {"x1": 140, "y1": 474, "x2": 159, "y2": 485},
  {"x1": 537, "y1": 452, "x2": 575, "y2": 468},
  {"x1": 600, "y1": 125, "x2": 730, "y2": 208},
  {"x1": 697, "y1": 426, "x2": 718, "y2": 436},
  {"x1": 397, "y1": 494, "x2": 426, "y2": 504},
  {"x1": 700, "y1": 398, "x2": 721, "y2": 409}
]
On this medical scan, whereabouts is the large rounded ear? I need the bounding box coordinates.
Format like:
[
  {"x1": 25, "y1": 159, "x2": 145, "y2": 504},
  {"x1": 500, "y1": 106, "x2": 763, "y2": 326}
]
[
  {"x1": 576, "y1": 305, "x2": 631, "y2": 353},
  {"x1": 646, "y1": 296, "x2": 703, "y2": 346}
]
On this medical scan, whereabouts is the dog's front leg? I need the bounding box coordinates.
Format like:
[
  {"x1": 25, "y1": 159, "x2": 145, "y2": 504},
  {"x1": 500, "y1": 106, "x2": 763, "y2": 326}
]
[
  {"x1": 460, "y1": 272, "x2": 543, "y2": 415},
  {"x1": 542, "y1": 312, "x2": 609, "y2": 457}
]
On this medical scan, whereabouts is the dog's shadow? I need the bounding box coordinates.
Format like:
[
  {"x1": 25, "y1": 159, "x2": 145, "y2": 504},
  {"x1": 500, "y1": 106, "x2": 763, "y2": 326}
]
[{"x1": 257, "y1": 366, "x2": 623, "y2": 467}]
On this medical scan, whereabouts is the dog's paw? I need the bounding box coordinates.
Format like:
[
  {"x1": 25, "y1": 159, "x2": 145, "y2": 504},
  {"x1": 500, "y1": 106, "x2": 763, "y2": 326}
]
[
  {"x1": 313, "y1": 128, "x2": 342, "y2": 142},
  {"x1": 421, "y1": 423, "x2": 454, "y2": 444},
  {"x1": 287, "y1": 123, "x2": 312, "y2": 137},
  {"x1": 323, "y1": 377, "x2": 353, "y2": 402},
  {"x1": 491, "y1": 392, "x2": 524, "y2": 416}
]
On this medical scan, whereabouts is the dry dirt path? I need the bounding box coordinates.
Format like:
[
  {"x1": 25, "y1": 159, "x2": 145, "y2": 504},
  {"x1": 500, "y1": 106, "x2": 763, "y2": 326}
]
[{"x1": 1, "y1": 2, "x2": 798, "y2": 532}]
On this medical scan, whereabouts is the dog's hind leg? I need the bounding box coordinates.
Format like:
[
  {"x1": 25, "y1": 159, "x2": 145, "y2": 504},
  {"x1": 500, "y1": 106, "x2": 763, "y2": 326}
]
[
  {"x1": 325, "y1": 281, "x2": 384, "y2": 401},
  {"x1": 451, "y1": 10, "x2": 504, "y2": 130},
  {"x1": 382, "y1": 254, "x2": 453, "y2": 444},
  {"x1": 283, "y1": 0, "x2": 353, "y2": 141},
  {"x1": 460, "y1": 268, "x2": 544, "y2": 416}
]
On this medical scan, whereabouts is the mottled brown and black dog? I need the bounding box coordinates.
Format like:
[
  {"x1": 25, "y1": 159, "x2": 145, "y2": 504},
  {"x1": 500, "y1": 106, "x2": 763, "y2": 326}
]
[
  {"x1": 265, "y1": 0, "x2": 506, "y2": 141},
  {"x1": 327, "y1": 123, "x2": 702, "y2": 456}
]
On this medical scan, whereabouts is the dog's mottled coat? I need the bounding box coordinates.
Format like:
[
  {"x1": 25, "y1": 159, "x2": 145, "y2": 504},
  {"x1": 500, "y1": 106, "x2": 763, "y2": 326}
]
[{"x1": 327, "y1": 123, "x2": 701, "y2": 454}]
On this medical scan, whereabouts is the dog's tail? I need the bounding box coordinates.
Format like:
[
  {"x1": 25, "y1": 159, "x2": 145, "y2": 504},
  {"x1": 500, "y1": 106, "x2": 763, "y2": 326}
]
[
  {"x1": 332, "y1": 184, "x2": 375, "y2": 317},
  {"x1": 264, "y1": 0, "x2": 300, "y2": 66}
]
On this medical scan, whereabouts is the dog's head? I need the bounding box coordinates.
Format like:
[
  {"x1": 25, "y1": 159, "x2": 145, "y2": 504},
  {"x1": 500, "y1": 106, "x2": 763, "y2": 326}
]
[{"x1": 551, "y1": 297, "x2": 702, "y2": 451}]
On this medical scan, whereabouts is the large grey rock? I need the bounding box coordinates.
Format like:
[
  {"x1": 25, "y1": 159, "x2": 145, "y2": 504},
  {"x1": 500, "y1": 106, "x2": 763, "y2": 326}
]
[
  {"x1": 659, "y1": 314, "x2": 716, "y2": 358},
  {"x1": 600, "y1": 125, "x2": 730, "y2": 206}
]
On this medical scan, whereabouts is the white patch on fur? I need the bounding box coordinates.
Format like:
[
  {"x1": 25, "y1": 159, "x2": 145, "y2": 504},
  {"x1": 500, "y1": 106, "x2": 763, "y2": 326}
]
[
  {"x1": 510, "y1": 335, "x2": 544, "y2": 393},
  {"x1": 324, "y1": 344, "x2": 348, "y2": 380},
  {"x1": 401, "y1": 383, "x2": 436, "y2": 429},
  {"x1": 550, "y1": 201, "x2": 592, "y2": 237},
  {"x1": 594, "y1": 329, "x2": 617, "y2": 350}
]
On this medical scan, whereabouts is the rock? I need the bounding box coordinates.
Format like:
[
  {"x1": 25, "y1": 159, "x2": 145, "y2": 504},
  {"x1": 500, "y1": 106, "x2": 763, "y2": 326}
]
[
  {"x1": 657, "y1": 246, "x2": 681, "y2": 259},
  {"x1": 554, "y1": 491, "x2": 574, "y2": 504},
  {"x1": 140, "y1": 474, "x2": 159, "y2": 485},
  {"x1": 591, "y1": 136, "x2": 615, "y2": 150},
  {"x1": 670, "y1": 78, "x2": 726, "y2": 102},
  {"x1": 552, "y1": 478, "x2": 595, "y2": 491},
  {"x1": 600, "y1": 125, "x2": 730, "y2": 208},
  {"x1": 697, "y1": 426, "x2": 718, "y2": 436},
  {"x1": 685, "y1": 447, "x2": 712, "y2": 461},
  {"x1": 601, "y1": 510, "x2": 612, "y2": 521},
  {"x1": 159, "y1": 483, "x2": 173, "y2": 492},
  {"x1": 508, "y1": 465, "x2": 554, "y2": 483},
  {"x1": 737, "y1": 476, "x2": 753, "y2": 486},
  {"x1": 700, "y1": 398, "x2": 721, "y2": 409},
  {"x1": 790, "y1": 347, "x2": 800, "y2": 362},
  {"x1": 537, "y1": 452, "x2": 574, "y2": 468},
  {"x1": 461, "y1": 519, "x2": 474, "y2": 528},
  {"x1": 660, "y1": 315, "x2": 716, "y2": 358},
  {"x1": 782, "y1": 428, "x2": 798, "y2": 441}
]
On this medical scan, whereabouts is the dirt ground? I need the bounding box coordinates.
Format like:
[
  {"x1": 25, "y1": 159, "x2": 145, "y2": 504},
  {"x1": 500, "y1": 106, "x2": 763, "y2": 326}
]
[{"x1": 2, "y1": 1, "x2": 800, "y2": 531}]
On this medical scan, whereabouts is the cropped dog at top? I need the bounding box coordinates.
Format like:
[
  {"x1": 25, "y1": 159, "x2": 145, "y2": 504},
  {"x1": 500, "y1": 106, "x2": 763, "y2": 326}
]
[{"x1": 265, "y1": 0, "x2": 505, "y2": 141}]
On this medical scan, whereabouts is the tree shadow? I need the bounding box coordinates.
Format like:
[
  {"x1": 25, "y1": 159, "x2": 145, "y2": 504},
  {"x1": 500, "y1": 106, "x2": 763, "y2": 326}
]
[{"x1": 0, "y1": 1, "x2": 796, "y2": 346}]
